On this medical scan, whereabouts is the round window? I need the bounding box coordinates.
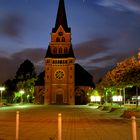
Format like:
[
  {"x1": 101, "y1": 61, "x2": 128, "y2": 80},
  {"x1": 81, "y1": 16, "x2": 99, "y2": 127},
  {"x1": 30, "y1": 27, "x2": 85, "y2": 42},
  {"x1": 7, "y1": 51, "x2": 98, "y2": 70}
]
[{"x1": 55, "y1": 70, "x2": 65, "y2": 80}]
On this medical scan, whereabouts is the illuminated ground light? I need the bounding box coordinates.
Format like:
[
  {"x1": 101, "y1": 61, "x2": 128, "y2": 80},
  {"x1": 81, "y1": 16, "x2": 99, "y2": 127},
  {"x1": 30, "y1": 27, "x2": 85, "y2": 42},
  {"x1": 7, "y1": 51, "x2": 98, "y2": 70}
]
[
  {"x1": 90, "y1": 96, "x2": 101, "y2": 102},
  {"x1": 132, "y1": 96, "x2": 140, "y2": 104},
  {"x1": 0, "y1": 86, "x2": 5, "y2": 105},
  {"x1": 19, "y1": 90, "x2": 24, "y2": 104},
  {"x1": 132, "y1": 96, "x2": 140, "y2": 100},
  {"x1": 112, "y1": 96, "x2": 123, "y2": 102}
]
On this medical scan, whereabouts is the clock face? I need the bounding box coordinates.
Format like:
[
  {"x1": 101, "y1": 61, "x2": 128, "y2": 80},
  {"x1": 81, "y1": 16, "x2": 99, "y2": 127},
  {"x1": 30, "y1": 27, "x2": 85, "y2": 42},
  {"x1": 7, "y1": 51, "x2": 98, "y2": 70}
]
[
  {"x1": 55, "y1": 70, "x2": 65, "y2": 80},
  {"x1": 58, "y1": 32, "x2": 63, "y2": 36}
]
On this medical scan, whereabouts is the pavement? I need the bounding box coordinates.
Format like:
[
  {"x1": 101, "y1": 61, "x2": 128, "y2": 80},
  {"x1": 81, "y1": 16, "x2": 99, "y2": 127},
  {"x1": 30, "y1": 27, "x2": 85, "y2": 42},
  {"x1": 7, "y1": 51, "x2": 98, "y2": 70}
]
[{"x1": 0, "y1": 104, "x2": 139, "y2": 140}]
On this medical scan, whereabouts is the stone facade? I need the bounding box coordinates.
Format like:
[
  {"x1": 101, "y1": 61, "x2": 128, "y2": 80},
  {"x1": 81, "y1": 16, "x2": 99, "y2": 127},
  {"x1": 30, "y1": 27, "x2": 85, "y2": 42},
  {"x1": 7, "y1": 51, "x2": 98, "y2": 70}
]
[
  {"x1": 34, "y1": 0, "x2": 95, "y2": 105},
  {"x1": 44, "y1": 0, "x2": 75, "y2": 105}
]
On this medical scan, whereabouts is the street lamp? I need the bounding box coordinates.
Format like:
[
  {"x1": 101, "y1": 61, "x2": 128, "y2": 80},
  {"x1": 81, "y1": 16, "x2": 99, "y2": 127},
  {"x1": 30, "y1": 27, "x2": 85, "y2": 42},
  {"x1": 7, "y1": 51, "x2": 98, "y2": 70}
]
[
  {"x1": 19, "y1": 90, "x2": 24, "y2": 104},
  {"x1": 0, "y1": 86, "x2": 5, "y2": 105}
]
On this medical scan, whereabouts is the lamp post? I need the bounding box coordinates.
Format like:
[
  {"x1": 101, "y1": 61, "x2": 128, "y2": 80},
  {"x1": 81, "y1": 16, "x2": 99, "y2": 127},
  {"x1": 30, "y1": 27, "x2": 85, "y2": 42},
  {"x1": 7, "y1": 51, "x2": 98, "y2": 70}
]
[
  {"x1": 19, "y1": 90, "x2": 24, "y2": 104},
  {"x1": 0, "y1": 86, "x2": 5, "y2": 105}
]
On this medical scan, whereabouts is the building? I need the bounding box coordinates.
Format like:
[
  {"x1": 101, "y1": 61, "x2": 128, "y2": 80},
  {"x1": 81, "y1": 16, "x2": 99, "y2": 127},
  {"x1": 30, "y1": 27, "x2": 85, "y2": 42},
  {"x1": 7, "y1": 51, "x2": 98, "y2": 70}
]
[{"x1": 35, "y1": 0, "x2": 95, "y2": 105}]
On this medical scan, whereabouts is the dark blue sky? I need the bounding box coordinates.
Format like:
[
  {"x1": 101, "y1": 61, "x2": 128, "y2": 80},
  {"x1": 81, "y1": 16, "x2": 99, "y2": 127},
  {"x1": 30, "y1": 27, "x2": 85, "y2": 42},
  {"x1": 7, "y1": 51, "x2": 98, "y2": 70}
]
[{"x1": 0, "y1": 0, "x2": 140, "y2": 82}]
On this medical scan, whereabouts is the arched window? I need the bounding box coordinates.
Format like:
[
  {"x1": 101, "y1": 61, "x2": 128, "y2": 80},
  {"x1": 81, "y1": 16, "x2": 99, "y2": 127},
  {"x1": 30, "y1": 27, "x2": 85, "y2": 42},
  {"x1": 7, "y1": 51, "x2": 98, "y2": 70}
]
[
  {"x1": 56, "y1": 37, "x2": 60, "y2": 42},
  {"x1": 53, "y1": 47, "x2": 57, "y2": 54},
  {"x1": 47, "y1": 60, "x2": 50, "y2": 63},
  {"x1": 64, "y1": 47, "x2": 68, "y2": 54},
  {"x1": 62, "y1": 37, "x2": 65, "y2": 42},
  {"x1": 60, "y1": 60, "x2": 62, "y2": 64},
  {"x1": 59, "y1": 47, "x2": 62, "y2": 54}
]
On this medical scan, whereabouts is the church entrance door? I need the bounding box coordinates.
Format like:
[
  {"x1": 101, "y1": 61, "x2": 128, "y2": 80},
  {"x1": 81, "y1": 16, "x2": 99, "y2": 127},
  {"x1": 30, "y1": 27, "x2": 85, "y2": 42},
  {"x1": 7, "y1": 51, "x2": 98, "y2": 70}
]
[
  {"x1": 55, "y1": 88, "x2": 64, "y2": 104},
  {"x1": 56, "y1": 94, "x2": 63, "y2": 104}
]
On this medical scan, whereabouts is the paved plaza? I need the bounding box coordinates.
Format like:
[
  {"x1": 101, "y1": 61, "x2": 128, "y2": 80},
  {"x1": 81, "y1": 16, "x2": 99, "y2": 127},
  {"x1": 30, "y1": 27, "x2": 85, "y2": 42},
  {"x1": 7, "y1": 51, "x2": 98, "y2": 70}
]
[{"x1": 0, "y1": 105, "x2": 140, "y2": 140}]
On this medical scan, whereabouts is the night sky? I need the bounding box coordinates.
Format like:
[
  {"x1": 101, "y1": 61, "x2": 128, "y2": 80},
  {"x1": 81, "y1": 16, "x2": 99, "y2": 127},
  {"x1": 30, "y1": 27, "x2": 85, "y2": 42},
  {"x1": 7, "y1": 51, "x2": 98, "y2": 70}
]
[{"x1": 0, "y1": 0, "x2": 140, "y2": 83}]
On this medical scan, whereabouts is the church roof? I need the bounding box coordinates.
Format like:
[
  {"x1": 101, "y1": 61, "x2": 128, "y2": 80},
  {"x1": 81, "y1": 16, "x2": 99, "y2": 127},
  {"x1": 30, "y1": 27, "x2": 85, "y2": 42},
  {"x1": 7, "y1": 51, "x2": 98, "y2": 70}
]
[
  {"x1": 35, "y1": 71, "x2": 45, "y2": 86},
  {"x1": 52, "y1": 0, "x2": 71, "y2": 33},
  {"x1": 75, "y1": 63, "x2": 95, "y2": 87}
]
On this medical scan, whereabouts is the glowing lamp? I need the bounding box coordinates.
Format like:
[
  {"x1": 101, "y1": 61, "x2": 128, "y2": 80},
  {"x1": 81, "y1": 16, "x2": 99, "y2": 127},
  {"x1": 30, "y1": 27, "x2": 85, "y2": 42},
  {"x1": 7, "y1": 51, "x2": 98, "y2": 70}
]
[
  {"x1": 112, "y1": 96, "x2": 122, "y2": 102},
  {"x1": 0, "y1": 86, "x2": 5, "y2": 105},
  {"x1": 19, "y1": 90, "x2": 24, "y2": 104},
  {"x1": 90, "y1": 96, "x2": 101, "y2": 102}
]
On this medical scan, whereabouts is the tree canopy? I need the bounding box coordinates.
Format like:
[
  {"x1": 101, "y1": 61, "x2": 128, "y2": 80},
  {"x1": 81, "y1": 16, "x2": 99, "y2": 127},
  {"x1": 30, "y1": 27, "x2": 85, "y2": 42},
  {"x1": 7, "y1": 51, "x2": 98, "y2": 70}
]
[
  {"x1": 99, "y1": 57, "x2": 140, "y2": 89},
  {"x1": 15, "y1": 59, "x2": 36, "y2": 81},
  {"x1": 15, "y1": 59, "x2": 37, "y2": 102}
]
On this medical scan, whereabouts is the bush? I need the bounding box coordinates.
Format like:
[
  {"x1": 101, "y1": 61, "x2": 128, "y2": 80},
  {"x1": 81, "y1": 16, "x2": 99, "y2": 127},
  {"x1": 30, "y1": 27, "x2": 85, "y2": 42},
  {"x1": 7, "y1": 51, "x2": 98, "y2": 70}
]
[
  {"x1": 121, "y1": 109, "x2": 140, "y2": 118},
  {"x1": 102, "y1": 106, "x2": 111, "y2": 111},
  {"x1": 109, "y1": 107, "x2": 119, "y2": 112}
]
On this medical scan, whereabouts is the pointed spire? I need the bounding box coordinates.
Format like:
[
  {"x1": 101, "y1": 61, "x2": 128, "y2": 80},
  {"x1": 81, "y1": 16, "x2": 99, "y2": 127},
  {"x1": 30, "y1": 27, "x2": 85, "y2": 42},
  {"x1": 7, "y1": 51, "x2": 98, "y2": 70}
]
[{"x1": 52, "y1": 0, "x2": 71, "y2": 33}]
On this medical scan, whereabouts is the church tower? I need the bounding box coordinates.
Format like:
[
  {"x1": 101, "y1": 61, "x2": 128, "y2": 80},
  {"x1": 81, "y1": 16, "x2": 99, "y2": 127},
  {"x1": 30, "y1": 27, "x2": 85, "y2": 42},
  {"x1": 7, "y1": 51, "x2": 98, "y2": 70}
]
[{"x1": 44, "y1": 0, "x2": 75, "y2": 105}]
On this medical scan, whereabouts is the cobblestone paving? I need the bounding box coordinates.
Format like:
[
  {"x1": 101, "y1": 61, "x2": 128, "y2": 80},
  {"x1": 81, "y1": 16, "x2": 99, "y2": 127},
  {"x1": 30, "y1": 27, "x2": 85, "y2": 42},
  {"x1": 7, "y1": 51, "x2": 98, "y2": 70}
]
[{"x1": 0, "y1": 105, "x2": 139, "y2": 140}]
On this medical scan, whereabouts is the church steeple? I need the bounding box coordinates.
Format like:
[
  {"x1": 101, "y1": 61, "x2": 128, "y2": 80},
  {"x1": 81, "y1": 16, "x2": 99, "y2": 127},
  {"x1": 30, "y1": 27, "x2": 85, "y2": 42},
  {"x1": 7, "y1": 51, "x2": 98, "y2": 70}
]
[
  {"x1": 52, "y1": 0, "x2": 71, "y2": 33},
  {"x1": 45, "y1": 0, "x2": 74, "y2": 58}
]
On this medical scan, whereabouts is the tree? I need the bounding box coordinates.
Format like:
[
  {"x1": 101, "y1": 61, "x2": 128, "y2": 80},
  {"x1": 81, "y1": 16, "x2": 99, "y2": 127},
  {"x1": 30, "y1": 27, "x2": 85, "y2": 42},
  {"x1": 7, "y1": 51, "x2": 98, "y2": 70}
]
[
  {"x1": 97, "y1": 57, "x2": 140, "y2": 107},
  {"x1": 4, "y1": 79, "x2": 17, "y2": 103},
  {"x1": 121, "y1": 58, "x2": 140, "y2": 107},
  {"x1": 99, "y1": 57, "x2": 140, "y2": 87},
  {"x1": 15, "y1": 59, "x2": 36, "y2": 81},
  {"x1": 15, "y1": 59, "x2": 37, "y2": 103}
]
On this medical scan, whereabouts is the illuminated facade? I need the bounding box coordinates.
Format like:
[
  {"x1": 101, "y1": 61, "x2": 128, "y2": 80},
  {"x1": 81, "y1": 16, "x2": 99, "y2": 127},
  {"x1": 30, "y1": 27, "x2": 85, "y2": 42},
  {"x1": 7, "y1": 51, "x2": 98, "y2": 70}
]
[
  {"x1": 35, "y1": 0, "x2": 94, "y2": 105},
  {"x1": 44, "y1": 0, "x2": 75, "y2": 105}
]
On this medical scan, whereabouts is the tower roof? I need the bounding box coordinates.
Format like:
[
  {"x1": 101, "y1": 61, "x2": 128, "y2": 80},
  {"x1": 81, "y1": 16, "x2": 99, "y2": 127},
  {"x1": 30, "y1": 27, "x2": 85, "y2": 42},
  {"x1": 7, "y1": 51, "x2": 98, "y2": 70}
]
[{"x1": 52, "y1": 0, "x2": 71, "y2": 33}]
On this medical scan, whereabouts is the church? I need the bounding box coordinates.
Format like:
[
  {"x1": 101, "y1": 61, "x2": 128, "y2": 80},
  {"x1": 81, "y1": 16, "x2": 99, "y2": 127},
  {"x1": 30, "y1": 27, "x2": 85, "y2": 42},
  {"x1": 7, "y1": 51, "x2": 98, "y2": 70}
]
[{"x1": 35, "y1": 0, "x2": 95, "y2": 105}]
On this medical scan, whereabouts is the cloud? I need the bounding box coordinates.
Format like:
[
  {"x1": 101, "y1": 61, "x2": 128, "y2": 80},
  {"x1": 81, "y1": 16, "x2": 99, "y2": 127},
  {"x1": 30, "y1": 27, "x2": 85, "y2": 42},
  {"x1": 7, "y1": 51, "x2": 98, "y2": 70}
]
[
  {"x1": 73, "y1": 37, "x2": 113, "y2": 73},
  {"x1": 11, "y1": 48, "x2": 46, "y2": 63},
  {"x1": 0, "y1": 40, "x2": 138, "y2": 83},
  {"x1": 90, "y1": 55, "x2": 115, "y2": 63},
  {"x1": 74, "y1": 37, "x2": 137, "y2": 82},
  {"x1": 0, "y1": 14, "x2": 23, "y2": 38},
  {"x1": 96, "y1": 0, "x2": 140, "y2": 14},
  {"x1": 73, "y1": 38, "x2": 113, "y2": 82},
  {"x1": 74, "y1": 38, "x2": 111, "y2": 60},
  {"x1": 0, "y1": 50, "x2": 11, "y2": 58},
  {"x1": 0, "y1": 56, "x2": 18, "y2": 83},
  {"x1": 0, "y1": 48, "x2": 46, "y2": 83},
  {"x1": 90, "y1": 50, "x2": 132, "y2": 65}
]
